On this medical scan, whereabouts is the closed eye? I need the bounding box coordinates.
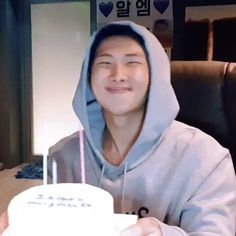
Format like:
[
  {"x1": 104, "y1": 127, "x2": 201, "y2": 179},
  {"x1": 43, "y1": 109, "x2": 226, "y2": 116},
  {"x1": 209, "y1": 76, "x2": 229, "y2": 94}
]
[
  {"x1": 97, "y1": 61, "x2": 111, "y2": 65},
  {"x1": 94, "y1": 54, "x2": 113, "y2": 66},
  {"x1": 127, "y1": 61, "x2": 142, "y2": 65}
]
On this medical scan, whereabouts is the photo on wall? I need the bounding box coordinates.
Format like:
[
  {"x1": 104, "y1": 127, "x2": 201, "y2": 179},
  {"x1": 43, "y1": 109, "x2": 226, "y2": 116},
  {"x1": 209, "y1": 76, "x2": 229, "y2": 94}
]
[{"x1": 152, "y1": 18, "x2": 173, "y2": 48}]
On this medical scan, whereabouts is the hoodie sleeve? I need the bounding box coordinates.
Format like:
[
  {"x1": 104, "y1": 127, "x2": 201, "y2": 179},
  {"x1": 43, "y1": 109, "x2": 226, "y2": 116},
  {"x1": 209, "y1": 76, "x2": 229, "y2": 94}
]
[{"x1": 158, "y1": 153, "x2": 236, "y2": 235}]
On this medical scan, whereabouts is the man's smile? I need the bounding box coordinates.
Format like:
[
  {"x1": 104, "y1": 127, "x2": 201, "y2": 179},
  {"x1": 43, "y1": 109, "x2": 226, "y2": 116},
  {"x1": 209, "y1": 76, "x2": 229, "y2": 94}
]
[{"x1": 105, "y1": 86, "x2": 132, "y2": 93}]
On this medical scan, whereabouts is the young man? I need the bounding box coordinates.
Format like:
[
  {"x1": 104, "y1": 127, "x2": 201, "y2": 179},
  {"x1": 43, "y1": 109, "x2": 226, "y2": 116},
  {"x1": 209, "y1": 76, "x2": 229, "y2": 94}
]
[{"x1": 1, "y1": 21, "x2": 236, "y2": 235}]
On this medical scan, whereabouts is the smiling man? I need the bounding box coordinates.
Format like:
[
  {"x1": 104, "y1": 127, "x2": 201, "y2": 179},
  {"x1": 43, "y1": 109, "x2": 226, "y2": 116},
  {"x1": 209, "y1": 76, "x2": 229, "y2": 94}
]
[
  {"x1": 1, "y1": 21, "x2": 235, "y2": 236},
  {"x1": 90, "y1": 35, "x2": 149, "y2": 166}
]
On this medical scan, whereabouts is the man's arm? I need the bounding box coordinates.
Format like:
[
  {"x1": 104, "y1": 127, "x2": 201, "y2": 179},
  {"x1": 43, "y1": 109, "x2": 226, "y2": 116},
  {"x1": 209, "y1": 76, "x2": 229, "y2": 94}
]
[
  {"x1": 0, "y1": 212, "x2": 8, "y2": 235},
  {"x1": 122, "y1": 153, "x2": 236, "y2": 236}
]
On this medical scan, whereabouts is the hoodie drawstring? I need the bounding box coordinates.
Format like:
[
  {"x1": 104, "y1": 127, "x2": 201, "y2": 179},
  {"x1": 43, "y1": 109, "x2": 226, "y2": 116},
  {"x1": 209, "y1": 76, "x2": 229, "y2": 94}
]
[
  {"x1": 99, "y1": 162, "x2": 128, "y2": 214},
  {"x1": 99, "y1": 164, "x2": 105, "y2": 188}
]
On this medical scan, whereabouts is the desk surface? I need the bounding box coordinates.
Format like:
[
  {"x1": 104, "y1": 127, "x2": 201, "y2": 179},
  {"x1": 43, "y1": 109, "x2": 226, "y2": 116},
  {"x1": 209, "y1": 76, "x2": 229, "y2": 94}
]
[{"x1": 0, "y1": 166, "x2": 42, "y2": 214}]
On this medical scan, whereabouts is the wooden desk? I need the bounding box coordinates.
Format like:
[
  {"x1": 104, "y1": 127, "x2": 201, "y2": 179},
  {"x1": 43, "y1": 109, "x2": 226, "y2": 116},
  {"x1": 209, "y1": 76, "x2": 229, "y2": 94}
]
[{"x1": 0, "y1": 166, "x2": 42, "y2": 214}]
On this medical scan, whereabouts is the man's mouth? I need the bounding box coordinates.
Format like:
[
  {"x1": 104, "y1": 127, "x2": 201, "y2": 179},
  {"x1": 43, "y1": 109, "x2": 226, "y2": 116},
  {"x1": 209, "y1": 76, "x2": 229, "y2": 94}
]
[{"x1": 105, "y1": 87, "x2": 131, "y2": 93}]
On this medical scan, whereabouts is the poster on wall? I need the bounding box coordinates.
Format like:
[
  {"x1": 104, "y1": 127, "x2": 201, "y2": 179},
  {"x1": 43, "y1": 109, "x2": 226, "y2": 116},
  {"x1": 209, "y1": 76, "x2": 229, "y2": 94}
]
[{"x1": 96, "y1": 0, "x2": 173, "y2": 51}]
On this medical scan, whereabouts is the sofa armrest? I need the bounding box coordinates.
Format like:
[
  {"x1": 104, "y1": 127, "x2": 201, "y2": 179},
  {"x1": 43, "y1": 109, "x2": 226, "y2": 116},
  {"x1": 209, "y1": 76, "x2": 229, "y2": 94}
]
[{"x1": 224, "y1": 62, "x2": 236, "y2": 159}]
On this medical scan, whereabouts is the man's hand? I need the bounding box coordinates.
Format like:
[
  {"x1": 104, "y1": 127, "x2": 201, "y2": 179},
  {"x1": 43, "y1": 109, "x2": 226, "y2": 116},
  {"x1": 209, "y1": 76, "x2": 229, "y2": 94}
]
[
  {"x1": 120, "y1": 217, "x2": 163, "y2": 236},
  {"x1": 0, "y1": 212, "x2": 8, "y2": 235}
]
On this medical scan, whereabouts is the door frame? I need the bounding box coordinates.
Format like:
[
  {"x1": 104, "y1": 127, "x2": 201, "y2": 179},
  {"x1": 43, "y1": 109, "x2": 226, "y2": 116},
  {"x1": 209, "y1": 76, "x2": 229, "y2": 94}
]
[{"x1": 19, "y1": 0, "x2": 96, "y2": 162}]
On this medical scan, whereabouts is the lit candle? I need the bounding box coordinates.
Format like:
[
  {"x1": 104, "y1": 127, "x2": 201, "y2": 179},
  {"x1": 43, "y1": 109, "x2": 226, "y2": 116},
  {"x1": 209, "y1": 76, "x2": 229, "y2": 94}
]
[
  {"x1": 52, "y1": 158, "x2": 57, "y2": 184},
  {"x1": 79, "y1": 129, "x2": 86, "y2": 184}
]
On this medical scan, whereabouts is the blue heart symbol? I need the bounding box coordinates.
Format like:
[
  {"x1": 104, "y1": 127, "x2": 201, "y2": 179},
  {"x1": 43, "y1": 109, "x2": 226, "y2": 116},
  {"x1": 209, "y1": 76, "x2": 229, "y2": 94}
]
[
  {"x1": 153, "y1": 0, "x2": 169, "y2": 14},
  {"x1": 99, "y1": 2, "x2": 113, "y2": 17}
]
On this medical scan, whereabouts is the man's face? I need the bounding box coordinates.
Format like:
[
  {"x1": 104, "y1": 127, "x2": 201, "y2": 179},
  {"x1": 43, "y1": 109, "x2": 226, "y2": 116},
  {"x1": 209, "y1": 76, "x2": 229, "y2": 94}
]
[{"x1": 90, "y1": 36, "x2": 149, "y2": 116}]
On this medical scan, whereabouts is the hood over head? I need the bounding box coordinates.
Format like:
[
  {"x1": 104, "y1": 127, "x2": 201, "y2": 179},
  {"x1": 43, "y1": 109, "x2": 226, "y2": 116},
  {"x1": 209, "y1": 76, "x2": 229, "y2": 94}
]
[{"x1": 72, "y1": 21, "x2": 179, "y2": 176}]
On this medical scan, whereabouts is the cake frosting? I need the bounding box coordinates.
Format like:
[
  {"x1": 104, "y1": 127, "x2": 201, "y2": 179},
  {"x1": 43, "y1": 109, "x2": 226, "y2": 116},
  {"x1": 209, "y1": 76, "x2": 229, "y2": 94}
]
[{"x1": 3, "y1": 183, "x2": 132, "y2": 236}]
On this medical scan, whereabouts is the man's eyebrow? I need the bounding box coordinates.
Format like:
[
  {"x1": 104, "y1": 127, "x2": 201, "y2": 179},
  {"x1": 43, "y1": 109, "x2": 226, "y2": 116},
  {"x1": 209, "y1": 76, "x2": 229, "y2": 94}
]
[
  {"x1": 95, "y1": 53, "x2": 112, "y2": 58},
  {"x1": 95, "y1": 52, "x2": 145, "y2": 58},
  {"x1": 125, "y1": 52, "x2": 145, "y2": 57}
]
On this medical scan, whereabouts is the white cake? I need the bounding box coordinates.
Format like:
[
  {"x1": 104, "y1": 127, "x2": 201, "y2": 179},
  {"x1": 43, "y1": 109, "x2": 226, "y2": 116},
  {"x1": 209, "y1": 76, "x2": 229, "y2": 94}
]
[{"x1": 3, "y1": 183, "x2": 128, "y2": 236}]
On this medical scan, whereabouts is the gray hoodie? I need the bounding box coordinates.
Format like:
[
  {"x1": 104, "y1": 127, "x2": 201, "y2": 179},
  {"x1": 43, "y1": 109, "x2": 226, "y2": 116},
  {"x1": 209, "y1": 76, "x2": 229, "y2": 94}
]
[{"x1": 49, "y1": 21, "x2": 236, "y2": 235}]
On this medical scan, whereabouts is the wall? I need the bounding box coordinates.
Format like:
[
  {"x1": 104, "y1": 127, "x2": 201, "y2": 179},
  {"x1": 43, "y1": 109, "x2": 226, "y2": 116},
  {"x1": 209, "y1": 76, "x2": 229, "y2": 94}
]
[
  {"x1": 0, "y1": 0, "x2": 21, "y2": 167},
  {"x1": 31, "y1": 2, "x2": 90, "y2": 154}
]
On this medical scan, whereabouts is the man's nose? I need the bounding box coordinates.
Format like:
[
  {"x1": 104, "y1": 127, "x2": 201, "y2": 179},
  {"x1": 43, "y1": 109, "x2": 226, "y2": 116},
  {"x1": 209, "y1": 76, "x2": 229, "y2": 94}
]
[{"x1": 110, "y1": 63, "x2": 127, "y2": 82}]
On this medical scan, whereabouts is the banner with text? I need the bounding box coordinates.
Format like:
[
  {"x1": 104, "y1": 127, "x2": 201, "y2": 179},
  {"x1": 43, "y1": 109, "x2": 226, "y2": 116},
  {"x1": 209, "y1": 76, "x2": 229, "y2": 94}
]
[{"x1": 96, "y1": 0, "x2": 173, "y2": 49}]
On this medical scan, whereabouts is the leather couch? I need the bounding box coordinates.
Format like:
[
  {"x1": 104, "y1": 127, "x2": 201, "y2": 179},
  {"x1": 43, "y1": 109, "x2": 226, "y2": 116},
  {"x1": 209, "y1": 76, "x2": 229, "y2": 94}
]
[{"x1": 171, "y1": 61, "x2": 236, "y2": 171}]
